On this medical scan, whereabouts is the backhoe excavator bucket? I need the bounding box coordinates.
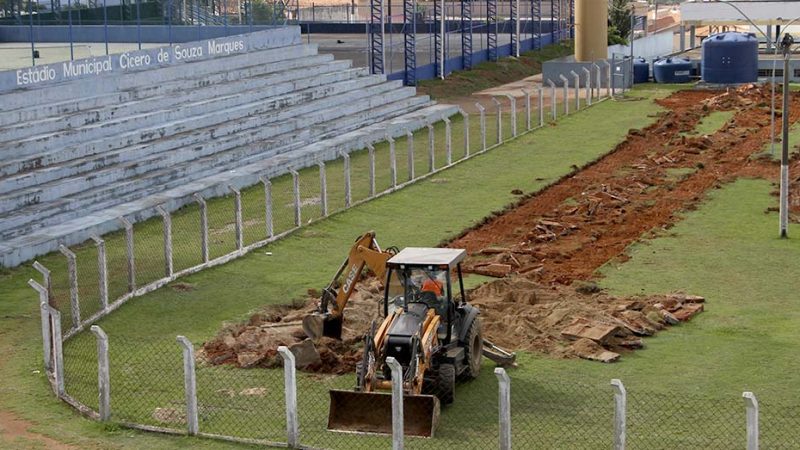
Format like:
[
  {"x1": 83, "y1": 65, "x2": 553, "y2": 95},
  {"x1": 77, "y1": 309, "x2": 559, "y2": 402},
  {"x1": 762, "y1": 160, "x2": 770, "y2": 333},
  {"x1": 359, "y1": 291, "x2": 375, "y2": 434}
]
[
  {"x1": 327, "y1": 390, "x2": 440, "y2": 437},
  {"x1": 302, "y1": 313, "x2": 343, "y2": 340}
]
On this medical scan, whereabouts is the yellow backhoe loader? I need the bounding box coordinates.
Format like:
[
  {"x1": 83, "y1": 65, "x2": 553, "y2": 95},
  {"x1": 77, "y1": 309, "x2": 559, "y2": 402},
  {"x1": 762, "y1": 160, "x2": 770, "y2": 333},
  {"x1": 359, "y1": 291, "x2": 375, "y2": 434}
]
[{"x1": 303, "y1": 232, "x2": 516, "y2": 438}]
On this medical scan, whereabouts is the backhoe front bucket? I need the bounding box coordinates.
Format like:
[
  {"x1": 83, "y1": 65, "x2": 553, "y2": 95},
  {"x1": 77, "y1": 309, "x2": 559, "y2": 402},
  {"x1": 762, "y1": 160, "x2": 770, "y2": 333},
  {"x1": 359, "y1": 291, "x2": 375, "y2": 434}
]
[{"x1": 327, "y1": 390, "x2": 440, "y2": 437}]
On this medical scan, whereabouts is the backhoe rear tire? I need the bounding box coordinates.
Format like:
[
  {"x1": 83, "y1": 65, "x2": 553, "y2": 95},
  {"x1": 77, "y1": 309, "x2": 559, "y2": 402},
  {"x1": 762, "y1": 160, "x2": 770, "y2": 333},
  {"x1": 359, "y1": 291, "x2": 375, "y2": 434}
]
[
  {"x1": 461, "y1": 318, "x2": 483, "y2": 380},
  {"x1": 437, "y1": 364, "x2": 455, "y2": 405}
]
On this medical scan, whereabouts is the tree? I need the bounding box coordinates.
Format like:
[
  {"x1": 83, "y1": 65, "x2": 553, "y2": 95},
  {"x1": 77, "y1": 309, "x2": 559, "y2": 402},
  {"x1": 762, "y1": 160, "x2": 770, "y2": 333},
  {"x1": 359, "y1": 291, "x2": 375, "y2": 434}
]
[{"x1": 608, "y1": 0, "x2": 632, "y2": 45}]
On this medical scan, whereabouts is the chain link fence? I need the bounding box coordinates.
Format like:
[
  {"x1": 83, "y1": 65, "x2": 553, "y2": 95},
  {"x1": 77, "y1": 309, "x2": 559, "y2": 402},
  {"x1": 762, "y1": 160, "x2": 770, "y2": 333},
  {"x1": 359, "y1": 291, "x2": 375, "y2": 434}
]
[
  {"x1": 28, "y1": 85, "x2": 622, "y2": 447},
  {"x1": 43, "y1": 323, "x2": 800, "y2": 449}
]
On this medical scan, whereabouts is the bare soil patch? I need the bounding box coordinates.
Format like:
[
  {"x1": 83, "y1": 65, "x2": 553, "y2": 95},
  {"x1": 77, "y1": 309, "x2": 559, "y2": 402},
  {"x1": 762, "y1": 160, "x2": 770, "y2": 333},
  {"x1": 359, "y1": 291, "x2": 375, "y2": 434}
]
[
  {"x1": 0, "y1": 410, "x2": 76, "y2": 449},
  {"x1": 450, "y1": 85, "x2": 800, "y2": 284}
]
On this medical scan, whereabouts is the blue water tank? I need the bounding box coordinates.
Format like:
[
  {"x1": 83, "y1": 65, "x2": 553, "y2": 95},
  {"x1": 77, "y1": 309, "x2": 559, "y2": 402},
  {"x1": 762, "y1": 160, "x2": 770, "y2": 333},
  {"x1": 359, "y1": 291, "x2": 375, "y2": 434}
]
[
  {"x1": 653, "y1": 57, "x2": 693, "y2": 83},
  {"x1": 701, "y1": 32, "x2": 758, "y2": 84},
  {"x1": 633, "y1": 57, "x2": 649, "y2": 83}
]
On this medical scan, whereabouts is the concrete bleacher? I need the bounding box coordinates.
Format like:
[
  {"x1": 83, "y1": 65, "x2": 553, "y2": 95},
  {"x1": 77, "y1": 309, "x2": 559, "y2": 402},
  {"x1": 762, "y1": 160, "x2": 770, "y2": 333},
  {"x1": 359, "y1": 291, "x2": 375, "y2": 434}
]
[{"x1": 0, "y1": 27, "x2": 458, "y2": 267}]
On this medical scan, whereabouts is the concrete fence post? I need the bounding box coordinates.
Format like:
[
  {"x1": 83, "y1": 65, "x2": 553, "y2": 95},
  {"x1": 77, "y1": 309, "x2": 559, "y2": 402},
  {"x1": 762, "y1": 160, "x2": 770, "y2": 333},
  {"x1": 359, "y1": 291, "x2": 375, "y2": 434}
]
[
  {"x1": 600, "y1": 60, "x2": 611, "y2": 98},
  {"x1": 193, "y1": 194, "x2": 210, "y2": 263},
  {"x1": 156, "y1": 206, "x2": 173, "y2": 277},
  {"x1": 582, "y1": 67, "x2": 592, "y2": 106},
  {"x1": 387, "y1": 136, "x2": 397, "y2": 188},
  {"x1": 260, "y1": 177, "x2": 274, "y2": 239},
  {"x1": 58, "y1": 245, "x2": 80, "y2": 329},
  {"x1": 177, "y1": 336, "x2": 199, "y2": 435},
  {"x1": 33, "y1": 261, "x2": 52, "y2": 301},
  {"x1": 49, "y1": 307, "x2": 65, "y2": 397},
  {"x1": 29, "y1": 279, "x2": 52, "y2": 372},
  {"x1": 611, "y1": 379, "x2": 627, "y2": 450},
  {"x1": 367, "y1": 144, "x2": 376, "y2": 197},
  {"x1": 386, "y1": 356, "x2": 404, "y2": 450},
  {"x1": 444, "y1": 117, "x2": 453, "y2": 165},
  {"x1": 90, "y1": 325, "x2": 111, "y2": 422},
  {"x1": 495, "y1": 368, "x2": 511, "y2": 450},
  {"x1": 318, "y1": 162, "x2": 328, "y2": 217},
  {"x1": 592, "y1": 62, "x2": 601, "y2": 100},
  {"x1": 743, "y1": 392, "x2": 759, "y2": 450},
  {"x1": 291, "y1": 170, "x2": 301, "y2": 227},
  {"x1": 427, "y1": 124, "x2": 435, "y2": 171},
  {"x1": 547, "y1": 80, "x2": 557, "y2": 121},
  {"x1": 524, "y1": 90, "x2": 532, "y2": 130},
  {"x1": 278, "y1": 346, "x2": 300, "y2": 448},
  {"x1": 506, "y1": 94, "x2": 517, "y2": 137},
  {"x1": 406, "y1": 130, "x2": 415, "y2": 181},
  {"x1": 341, "y1": 152, "x2": 352, "y2": 208},
  {"x1": 476, "y1": 102, "x2": 487, "y2": 152},
  {"x1": 558, "y1": 74, "x2": 569, "y2": 115},
  {"x1": 117, "y1": 217, "x2": 135, "y2": 292},
  {"x1": 460, "y1": 110, "x2": 470, "y2": 157},
  {"x1": 90, "y1": 235, "x2": 108, "y2": 310},
  {"x1": 228, "y1": 185, "x2": 243, "y2": 251},
  {"x1": 492, "y1": 97, "x2": 502, "y2": 144},
  {"x1": 570, "y1": 70, "x2": 580, "y2": 110},
  {"x1": 538, "y1": 86, "x2": 545, "y2": 127}
]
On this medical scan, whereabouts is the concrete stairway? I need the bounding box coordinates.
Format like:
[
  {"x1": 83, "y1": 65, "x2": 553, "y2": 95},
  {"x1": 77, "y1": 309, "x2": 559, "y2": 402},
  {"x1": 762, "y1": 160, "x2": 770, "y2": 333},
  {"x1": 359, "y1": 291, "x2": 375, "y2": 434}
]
[{"x1": 0, "y1": 28, "x2": 458, "y2": 267}]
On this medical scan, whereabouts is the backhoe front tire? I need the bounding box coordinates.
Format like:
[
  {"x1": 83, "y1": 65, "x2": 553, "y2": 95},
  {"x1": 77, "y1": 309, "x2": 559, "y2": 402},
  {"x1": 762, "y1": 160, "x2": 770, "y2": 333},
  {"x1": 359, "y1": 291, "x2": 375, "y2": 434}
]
[
  {"x1": 461, "y1": 318, "x2": 483, "y2": 380},
  {"x1": 437, "y1": 364, "x2": 455, "y2": 405}
]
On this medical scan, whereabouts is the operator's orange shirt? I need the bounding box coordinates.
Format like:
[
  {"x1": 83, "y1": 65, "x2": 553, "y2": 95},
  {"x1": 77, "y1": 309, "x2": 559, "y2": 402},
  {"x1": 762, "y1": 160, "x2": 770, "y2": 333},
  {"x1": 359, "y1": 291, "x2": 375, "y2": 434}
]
[{"x1": 421, "y1": 279, "x2": 443, "y2": 296}]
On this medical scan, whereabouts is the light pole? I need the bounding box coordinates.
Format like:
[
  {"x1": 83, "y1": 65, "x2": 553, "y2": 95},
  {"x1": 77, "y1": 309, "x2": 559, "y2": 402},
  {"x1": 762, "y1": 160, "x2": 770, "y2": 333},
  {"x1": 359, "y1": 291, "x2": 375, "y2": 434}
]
[{"x1": 780, "y1": 33, "x2": 793, "y2": 238}]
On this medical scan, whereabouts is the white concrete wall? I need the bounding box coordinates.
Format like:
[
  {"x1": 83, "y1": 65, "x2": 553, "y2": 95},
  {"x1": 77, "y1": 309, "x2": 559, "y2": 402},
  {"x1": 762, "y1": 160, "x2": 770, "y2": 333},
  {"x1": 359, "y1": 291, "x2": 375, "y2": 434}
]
[{"x1": 608, "y1": 29, "x2": 674, "y2": 60}]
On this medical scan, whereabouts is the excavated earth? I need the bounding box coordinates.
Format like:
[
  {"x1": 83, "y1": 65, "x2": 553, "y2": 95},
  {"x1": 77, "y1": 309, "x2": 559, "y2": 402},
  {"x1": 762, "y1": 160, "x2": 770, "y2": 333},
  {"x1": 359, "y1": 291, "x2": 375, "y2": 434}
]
[{"x1": 201, "y1": 85, "x2": 800, "y2": 371}]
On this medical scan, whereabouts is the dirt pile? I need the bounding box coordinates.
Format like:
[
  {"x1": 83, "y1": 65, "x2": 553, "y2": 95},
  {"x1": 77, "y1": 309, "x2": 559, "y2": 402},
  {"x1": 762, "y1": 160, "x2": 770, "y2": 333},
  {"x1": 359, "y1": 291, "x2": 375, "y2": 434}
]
[
  {"x1": 472, "y1": 277, "x2": 704, "y2": 362},
  {"x1": 200, "y1": 277, "x2": 704, "y2": 370},
  {"x1": 198, "y1": 280, "x2": 385, "y2": 374}
]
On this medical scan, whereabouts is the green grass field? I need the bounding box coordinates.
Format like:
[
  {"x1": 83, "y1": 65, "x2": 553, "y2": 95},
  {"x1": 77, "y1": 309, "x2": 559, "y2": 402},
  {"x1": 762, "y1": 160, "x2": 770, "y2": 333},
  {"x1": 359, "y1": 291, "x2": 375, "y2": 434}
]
[{"x1": 4, "y1": 84, "x2": 800, "y2": 448}]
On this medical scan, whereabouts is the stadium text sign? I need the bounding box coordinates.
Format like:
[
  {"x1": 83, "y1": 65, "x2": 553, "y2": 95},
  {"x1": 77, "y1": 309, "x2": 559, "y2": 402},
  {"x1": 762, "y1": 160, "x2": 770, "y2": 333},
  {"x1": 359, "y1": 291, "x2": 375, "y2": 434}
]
[{"x1": 0, "y1": 29, "x2": 295, "y2": 93}]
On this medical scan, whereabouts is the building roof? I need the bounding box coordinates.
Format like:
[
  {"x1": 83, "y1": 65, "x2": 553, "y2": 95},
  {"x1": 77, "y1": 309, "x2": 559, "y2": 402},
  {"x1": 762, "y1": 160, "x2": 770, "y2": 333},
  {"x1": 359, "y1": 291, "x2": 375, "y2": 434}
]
[
  {"x1": 387, "y1": 247, "x2": 467, "y2": 268},
  {"x1": 682, "y1": 1, "x2": 800, "y2": 26}
]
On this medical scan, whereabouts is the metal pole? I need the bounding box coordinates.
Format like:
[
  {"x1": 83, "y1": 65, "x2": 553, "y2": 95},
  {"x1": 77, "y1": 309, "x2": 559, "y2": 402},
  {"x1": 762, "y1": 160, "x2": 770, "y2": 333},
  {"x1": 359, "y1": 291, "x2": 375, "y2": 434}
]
[
  {"x1": 780, "y1": 34, "x2": 792, "y2": 238},
  {"x1": 136, "y1": 0, "x2": 141, "y2": 50},
  {"x1": 103, "y1": 0, "x2": 109, "y2": 55},
  {"x1": 28, "y1": 0, "x2": 35, "y2": 66},
  {"x1": 168, "y1": 0, "x2": 172, "y2": 45},
  {"x1": 67, "y1": 0, "x2": 73, "y2": 60},
  {"x1": 439, "y1": 0, "x2": 445, "y2": 78}
]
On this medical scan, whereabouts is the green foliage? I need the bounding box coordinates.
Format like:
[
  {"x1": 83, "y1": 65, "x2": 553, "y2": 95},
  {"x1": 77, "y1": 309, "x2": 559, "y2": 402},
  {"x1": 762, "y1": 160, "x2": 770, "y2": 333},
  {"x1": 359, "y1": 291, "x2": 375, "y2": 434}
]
[
  {"x1": 608, "y1": 25, "x2": 628, "y2": 46},
  {"x1": 608, "y1": 0, "x2": 632, "y2": 45},
  {"x1": 251, "y1": 0, "x2": 283, "y2": 23},
  {"x1": 418, "y1": 42, "x2": 575, "y2": 101}
]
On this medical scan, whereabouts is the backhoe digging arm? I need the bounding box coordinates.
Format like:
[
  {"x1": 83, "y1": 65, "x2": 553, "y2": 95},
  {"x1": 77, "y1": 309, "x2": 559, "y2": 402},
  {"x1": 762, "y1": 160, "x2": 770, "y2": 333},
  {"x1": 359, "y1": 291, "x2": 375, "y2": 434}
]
[{"x1": 303, "y1": 231, "x2": 395, "y2": 339}]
